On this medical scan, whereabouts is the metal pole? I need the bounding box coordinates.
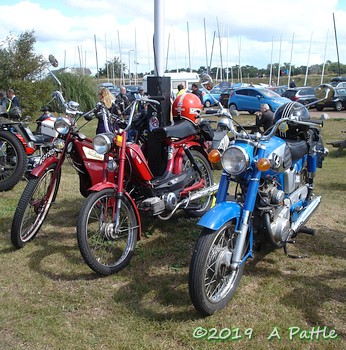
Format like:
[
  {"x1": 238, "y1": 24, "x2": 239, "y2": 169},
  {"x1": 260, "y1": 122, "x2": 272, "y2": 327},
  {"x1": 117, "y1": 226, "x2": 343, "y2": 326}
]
[
  {"x1": 154, "y1": 0, "x2": 164, "y2": 76},
  {"x1": 333, "y1": 12, "x2": 341, "y2": 76}
]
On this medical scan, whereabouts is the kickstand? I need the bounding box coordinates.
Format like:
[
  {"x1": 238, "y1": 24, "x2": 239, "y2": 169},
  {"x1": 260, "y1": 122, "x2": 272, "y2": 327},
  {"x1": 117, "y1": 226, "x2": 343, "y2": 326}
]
[{"x1": 283, "y1": 240, "x2": 309, "y2": 259}]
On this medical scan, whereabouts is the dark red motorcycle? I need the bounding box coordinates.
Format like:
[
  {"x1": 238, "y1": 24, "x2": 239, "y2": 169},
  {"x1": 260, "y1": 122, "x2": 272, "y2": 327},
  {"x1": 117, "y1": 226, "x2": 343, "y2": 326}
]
[
  {"x1": 76, "y1": 93, "x2": 218, "y2": 275},
  {"x1": 10, "y1": 92, "x2": 116, "y2": 248}
]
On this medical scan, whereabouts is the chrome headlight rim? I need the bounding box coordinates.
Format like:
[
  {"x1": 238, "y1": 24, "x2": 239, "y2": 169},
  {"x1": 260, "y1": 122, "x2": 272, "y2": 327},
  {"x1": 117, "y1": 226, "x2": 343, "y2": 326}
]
[
  {"x1": 93, "y1": 133, "x2": 114, "y2": 154},
  {"x1": 221, "y1": 145, "x2": 250, "y2": 175},
  {"x1": 54, "y1": 117, "x2": 71, "y2": 135}
]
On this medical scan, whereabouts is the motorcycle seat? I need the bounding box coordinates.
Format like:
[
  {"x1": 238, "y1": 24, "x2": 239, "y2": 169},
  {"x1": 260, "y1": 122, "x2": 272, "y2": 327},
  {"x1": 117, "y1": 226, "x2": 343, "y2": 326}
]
[
  {"x1": 32, "y1": 133, "x2": 52, "y2": 145},
  {"x1": 285, "y1": 139, "x2": 308, "y2": 162},
  {"x1": 151, "y1": 119, "x2": 197, "y2": 140}
]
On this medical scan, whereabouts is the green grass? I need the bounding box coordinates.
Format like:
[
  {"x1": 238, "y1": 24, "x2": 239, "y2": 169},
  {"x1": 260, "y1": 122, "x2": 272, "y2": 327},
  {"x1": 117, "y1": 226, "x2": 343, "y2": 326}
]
[{"x1": 0, "y1": 116, "x2": 345, "y2": 350}]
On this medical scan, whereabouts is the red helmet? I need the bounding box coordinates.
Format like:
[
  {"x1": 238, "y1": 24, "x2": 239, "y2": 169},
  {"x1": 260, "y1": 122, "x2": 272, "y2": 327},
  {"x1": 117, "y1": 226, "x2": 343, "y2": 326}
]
[{"x1": 172, "y1": 93, "x2": 203, "y2": 125}]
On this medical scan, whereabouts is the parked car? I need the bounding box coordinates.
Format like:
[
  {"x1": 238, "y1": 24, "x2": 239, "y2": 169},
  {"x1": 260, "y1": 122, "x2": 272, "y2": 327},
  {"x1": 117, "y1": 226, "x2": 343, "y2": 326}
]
[
  {"x1": 281, "y1": 86, "x2": 317, "y2": 107},
  {"x1": 219, "y1": 88, "x2": 236, "y2": 107},
  {"x1": 203, "y1": 86, "x2": 222, "y2": 107},
  {"x1": 266, "y1": 85, "x2": 288, "y2": 96},
  {"x1": 315, "y1": 87, "x2": 346, "y2": 111},
  {"x1": 227, "y1": 87, "x2": 290, "y2": 113},
  {"x1": 329, "y1": 77, "x2": 346, "y2": 88}
]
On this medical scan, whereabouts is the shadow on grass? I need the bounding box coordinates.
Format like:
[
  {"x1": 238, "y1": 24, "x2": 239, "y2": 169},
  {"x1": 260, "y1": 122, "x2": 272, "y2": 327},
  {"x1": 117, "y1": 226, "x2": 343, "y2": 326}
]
[{"x1": 1, "y1": 196, "x2": 99, "y2": 281}]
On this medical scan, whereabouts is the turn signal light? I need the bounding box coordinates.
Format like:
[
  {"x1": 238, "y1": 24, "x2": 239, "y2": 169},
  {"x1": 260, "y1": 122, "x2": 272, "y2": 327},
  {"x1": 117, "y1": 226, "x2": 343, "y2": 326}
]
[
  {"x1": 257, "y1": 158, "x2": 271, "y2": 171},
  {"x1": 208, "y1": 149, "x2": 221, "y2": 163}
]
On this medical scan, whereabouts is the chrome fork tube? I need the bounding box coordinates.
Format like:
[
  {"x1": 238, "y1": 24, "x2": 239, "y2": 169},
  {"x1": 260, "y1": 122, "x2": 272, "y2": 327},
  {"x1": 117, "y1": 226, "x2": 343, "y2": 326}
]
[{"x1": 231, "y1": 210, "x2": 251, "y2": 271}]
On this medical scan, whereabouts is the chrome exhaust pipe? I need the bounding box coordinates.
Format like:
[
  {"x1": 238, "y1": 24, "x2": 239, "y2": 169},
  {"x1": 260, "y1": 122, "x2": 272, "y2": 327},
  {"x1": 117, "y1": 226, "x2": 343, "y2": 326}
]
[
  {"x1": 181, "y1": 183, "x2": 219, "y2": 204},
  {"x1": 158, "y1": 184, "x2": 219, "y2": 221},
  {"x1": 291, "y1": 196, "x2": 321, "y2": 233}
]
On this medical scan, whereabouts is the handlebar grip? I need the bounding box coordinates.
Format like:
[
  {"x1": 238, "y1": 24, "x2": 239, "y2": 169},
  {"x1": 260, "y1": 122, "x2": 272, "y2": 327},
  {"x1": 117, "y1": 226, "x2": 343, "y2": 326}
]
[{"x1": 308, "y1": 119, "x2": 324, "y2": 126}]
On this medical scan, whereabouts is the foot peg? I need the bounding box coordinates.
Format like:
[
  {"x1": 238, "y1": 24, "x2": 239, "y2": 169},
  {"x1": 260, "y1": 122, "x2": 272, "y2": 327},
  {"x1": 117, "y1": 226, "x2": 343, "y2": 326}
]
[{"x1": 298, "y1": 226, "x2": 316, "y2": 235}]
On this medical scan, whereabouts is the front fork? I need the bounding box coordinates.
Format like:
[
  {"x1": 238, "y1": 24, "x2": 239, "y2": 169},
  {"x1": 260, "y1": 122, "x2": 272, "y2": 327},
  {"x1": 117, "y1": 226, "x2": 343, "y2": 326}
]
[{"x1": 229, "y1": 148, "x2": 265, "y2": 271}]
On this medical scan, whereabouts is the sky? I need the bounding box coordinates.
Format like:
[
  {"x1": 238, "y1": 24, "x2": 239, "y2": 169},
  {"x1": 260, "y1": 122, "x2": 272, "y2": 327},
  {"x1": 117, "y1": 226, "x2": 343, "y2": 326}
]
[{"x1": 0, "y1": 0, "x2": 346, "y2": 77}]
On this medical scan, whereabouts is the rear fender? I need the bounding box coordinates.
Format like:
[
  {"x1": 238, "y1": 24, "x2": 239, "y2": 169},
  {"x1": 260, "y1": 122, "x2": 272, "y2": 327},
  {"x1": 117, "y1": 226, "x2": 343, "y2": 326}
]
[{"x1": 198, "y1": 201, "x2": 242, "y2": 231}]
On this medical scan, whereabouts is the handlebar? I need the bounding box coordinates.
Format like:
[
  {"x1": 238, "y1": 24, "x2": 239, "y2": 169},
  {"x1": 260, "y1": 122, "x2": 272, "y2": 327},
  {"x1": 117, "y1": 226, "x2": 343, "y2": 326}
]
[
  {"x1": 202, "y1": 107, "x2": 323, "y2": 142},
  {"x1": 124, "y1": 96, "x2": 161, "y2": 132}
]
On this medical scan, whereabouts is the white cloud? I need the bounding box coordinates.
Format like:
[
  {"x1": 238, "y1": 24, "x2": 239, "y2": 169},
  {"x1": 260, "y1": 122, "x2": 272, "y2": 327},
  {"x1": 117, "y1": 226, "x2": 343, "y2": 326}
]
[{"x1": 0, "y1": 0, "x2": 345, "y2": 75}]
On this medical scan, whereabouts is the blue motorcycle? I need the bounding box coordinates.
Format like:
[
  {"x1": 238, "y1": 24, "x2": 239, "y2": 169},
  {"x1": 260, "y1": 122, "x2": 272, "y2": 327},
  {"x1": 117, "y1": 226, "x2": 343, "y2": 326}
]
[{"x1": 188, "y1": 83, "x2": 334, "y2": 316}]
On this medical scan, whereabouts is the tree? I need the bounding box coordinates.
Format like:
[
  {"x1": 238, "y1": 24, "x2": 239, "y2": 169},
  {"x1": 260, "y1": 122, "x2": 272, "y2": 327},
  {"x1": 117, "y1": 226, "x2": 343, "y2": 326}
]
[
  {"x1": 0, "y1": 30, "x2": 53, "y2": 115},
  {"x1": 96, "y1": 57, "x2": 124, "y2": 79}
]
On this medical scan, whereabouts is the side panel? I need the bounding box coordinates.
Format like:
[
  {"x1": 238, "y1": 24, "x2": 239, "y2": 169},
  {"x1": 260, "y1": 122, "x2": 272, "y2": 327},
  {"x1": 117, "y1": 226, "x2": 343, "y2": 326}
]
[{"x1": 198, "y1": 201, "x2": 242, "y2": 231}]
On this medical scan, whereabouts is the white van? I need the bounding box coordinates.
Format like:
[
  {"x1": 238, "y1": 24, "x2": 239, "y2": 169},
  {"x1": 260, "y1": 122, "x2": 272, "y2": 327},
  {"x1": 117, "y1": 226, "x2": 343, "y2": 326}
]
[{"x1": 142, "y1": 72, "x2": 200, "y2": 96}]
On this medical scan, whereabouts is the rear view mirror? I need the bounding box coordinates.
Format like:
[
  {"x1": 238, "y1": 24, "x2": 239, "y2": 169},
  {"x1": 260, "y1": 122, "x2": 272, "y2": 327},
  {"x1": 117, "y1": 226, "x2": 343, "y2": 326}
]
[
  {"x1": 48, "y1": 54, "x2": 59, "y2": 68},
  {"x1": 315, "y1": 84, "x2": 334, "y2": 101}
]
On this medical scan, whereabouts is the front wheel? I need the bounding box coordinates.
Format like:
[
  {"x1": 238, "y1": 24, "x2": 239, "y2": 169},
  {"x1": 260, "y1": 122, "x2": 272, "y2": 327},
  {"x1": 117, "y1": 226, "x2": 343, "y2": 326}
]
[
  {"x1": 11, "y1": 164, "x2": 61, "y2": 248},
  {"x1": 189, "y1": 221, "x2": 245, "y2": 316},
  {"x1": 76, "y1": 189, "x2": 139, "y2": 276},
  {"x1": 0, "y1": 130, "x2": 27, "y2": 191}
]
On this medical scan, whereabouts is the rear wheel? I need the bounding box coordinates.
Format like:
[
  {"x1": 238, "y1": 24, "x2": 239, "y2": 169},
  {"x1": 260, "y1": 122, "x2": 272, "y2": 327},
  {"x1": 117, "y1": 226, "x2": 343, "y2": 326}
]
[
  {"x1": 316, "y1": 105, "x2": 324, "y2": 111},
  {"x1": 189, "y1": 220, "x2": 246, "y2": 316},
  {"x1": 204, "y1": 100, "x2": 211, "y2": 108},
  {"x1": 0, "y1": 130, "x2": 27, "y2": 191},
  {"x1": 11, "y1": 164, "x2": 61, "y2": 248},
  {"x1": 183, "y1": 150, "x2": 214, "y2": 218},
  {"x1": 76, "y1": 189, "x2": 138, "y2": 275},
  {"x1": 335, "y1": 101, "x2": 343, "y2": 111}
]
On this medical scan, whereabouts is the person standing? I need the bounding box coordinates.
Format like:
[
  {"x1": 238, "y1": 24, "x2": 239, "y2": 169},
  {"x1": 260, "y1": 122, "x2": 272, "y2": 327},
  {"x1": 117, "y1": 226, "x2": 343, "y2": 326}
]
[
  {"x1": 289, "y1": 80, "x2": 296, "y2": 88},
  {"x1": 96, "y1": 88, "x2": 115, "y2": 134},
  {"x1": 0, "y1": 91, "x2": 10, "y2": 114},
  {"x1": 111, "y1": 85, "x2": 131, "y2": 117},
  {"x1": 255, "y1": 103, "x2": 274, "y2": 132},
  {"x1": 7, "y1": 89, "x2": 20, "y2": 108},
  {"x1": 176, "y1": 83, "x2": 186, "y2": 97},
  {"x1": 191, "y1": 83, "x2": 203, "y2": 103}
]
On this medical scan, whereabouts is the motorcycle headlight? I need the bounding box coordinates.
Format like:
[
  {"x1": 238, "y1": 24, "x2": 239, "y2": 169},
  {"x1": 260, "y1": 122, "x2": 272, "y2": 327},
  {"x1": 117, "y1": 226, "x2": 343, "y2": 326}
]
[
  {"x1": 54, "y1": 117, "x2": 71, "y2": 135},
  {"x1": 221, "y1": 145, "x2": 250, "y2": 175},
  {"x1": 93, "y1": 133, "x2": 114, "y2": 154}
]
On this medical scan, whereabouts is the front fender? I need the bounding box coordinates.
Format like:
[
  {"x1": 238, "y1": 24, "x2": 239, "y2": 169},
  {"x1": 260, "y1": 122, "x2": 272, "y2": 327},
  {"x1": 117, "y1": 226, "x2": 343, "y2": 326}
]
[
  {"x1": 198, "y1": 201, "x2": 242, "y2": 231},
  {"x1": 31, "y1": 155, "x2": 58, "y2": 177},
  {"x1": 89, "y1": 181, "x2": 116, "y2": 192}
]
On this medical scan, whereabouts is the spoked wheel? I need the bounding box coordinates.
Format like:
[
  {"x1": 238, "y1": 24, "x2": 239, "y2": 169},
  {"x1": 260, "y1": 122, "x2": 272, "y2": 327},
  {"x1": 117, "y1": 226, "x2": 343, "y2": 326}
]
[
  {"x1": 189, "y1": 220, "x2": 246, "y2": 316},
  {"x1": 11, "y1": 164, "x2": 61, "y2": 248},
  {"x1": 76, "y1": 188, "x2": 139, "y2": 276},
  {"x1": 0, "y1": 130, "x2": 27, "y2": 191},
  {"x1": 183, "y1": 150, "x2": 214, "y2": 217}
]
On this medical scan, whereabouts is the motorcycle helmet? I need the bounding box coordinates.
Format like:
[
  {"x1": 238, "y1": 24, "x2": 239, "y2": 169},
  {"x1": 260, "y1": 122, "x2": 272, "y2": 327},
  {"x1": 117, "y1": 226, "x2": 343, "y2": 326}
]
[
  {"x1": 172, "y1": 93, "x2": 203, "y2": 125},
  {"x1": 274, "y1": 101, "x2": 310, "y2": 123}
]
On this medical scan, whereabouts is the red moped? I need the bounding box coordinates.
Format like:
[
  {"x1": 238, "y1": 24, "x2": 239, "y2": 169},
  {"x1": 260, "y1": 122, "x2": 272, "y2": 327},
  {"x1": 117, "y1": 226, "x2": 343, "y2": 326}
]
[
  {"x1": 10, "y1": 92, "x2": 116, "y2": 248},
  {"x1": 76, "y1": 93, "x2": 218, "y2": 275}
]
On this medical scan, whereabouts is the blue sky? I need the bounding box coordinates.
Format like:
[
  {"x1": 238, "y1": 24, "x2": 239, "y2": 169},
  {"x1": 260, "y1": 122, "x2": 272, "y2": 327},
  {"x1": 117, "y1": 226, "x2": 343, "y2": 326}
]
[{"x1": 1, "y1": 0, "x2": 346, "y2": 76}]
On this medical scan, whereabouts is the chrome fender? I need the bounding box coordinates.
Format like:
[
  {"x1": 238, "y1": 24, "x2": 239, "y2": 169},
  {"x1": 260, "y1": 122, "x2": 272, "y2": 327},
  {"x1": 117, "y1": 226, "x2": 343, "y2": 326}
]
[{"x1": 197, "y1": 201, "x2": 242, "y2": 231}]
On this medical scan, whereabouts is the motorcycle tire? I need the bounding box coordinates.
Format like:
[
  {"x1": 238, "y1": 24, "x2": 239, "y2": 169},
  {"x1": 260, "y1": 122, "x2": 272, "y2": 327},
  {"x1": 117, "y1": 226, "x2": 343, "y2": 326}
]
[
  {"x1": 0, "y1": 130, "x2": 27, "y2": 191},
  {"x1": 76, "y1": 188, "x2": 138, "y2": 276},
  {"x1": 183, "y1": 150, "x2": 214, "y2": 218},
  {"x1": 189, "y1": 221, "x2": 246, "y2": 316},
  {"x1": 11, "y1": 164, "x2": 61, "y2": 248}
]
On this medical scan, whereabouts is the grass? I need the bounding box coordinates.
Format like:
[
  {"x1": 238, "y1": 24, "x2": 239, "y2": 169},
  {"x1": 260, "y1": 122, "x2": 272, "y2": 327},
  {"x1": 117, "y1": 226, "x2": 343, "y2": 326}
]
[{"x1": 0, "y1": 115, "x2": 345, "y2": 350}]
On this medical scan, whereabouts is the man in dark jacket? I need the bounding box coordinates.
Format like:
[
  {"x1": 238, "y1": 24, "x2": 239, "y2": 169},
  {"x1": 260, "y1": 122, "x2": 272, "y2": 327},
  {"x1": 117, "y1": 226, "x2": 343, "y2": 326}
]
[
  {"x1": 7, "y1": 89, "x2": 20, "y2": 108},
  {"x1": 255, "y1": 103, "x2": 274, "y2": 132},
  {"x1": 111, "y1": 85, "x2": 131, "y2": 117},
  {"x1": 191, "y1": 83, "x2": 203, "y2": 103}
]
